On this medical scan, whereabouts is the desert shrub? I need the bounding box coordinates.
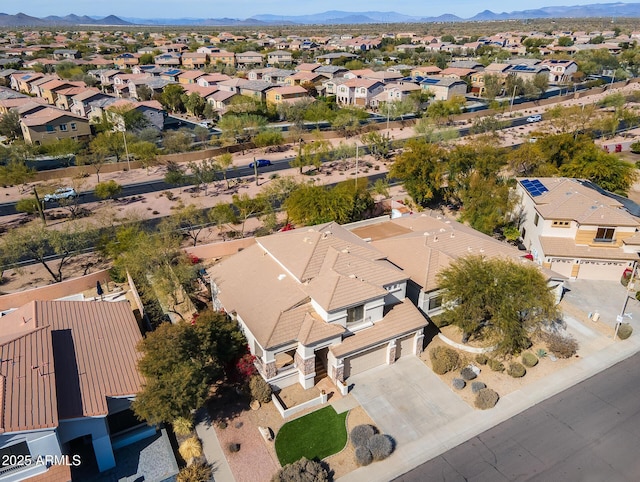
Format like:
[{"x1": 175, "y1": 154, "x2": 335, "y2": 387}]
[
  {"x1": 545, "y1": 333, "x2": 578, "y2": 358},
  {"x1": 536, "y1": 348, "x2": 547, "y2": 358},
  {"x1": 179, "y1": 436, "x2": 203, "y2": 461},
  {"x1": 350, "y1": 424, "x2": 376, "y2": 448},
  {"x1": 249, "y1": 375, "x2": 272, "y2": 403},
  {"x1": 173, "y1": 416, "x2": 194, "y2": 436},
  {"x1": 228, "y1": 442, "x2": 240, "y2": 453},
  {"x1": 429, "y1": 346, "x2": 460, "y2": 375},
  {"x1": 471, "y1": 381, "x2": 486, "y2": 393},
  {"x1": 177, "y1": 462, "x2": 212, "y2": 482},
  {"x1": 475, "y1": 353, "x2": 488, "y2": 365},
  {"x1": 487, "y1": 358, "x2": 505, "y2": 372},
  {"x1": 521, "y1": 352, "x2": 538, "y2": 367},
  {"x1": 460, "y1": 366, "x2": 477, "y2": 380},
  {"x1": 474, "y1": 388, "x2": 500, "y2": 410},
  {"x1": 271, "y1": 457, "x2": 330, "y2": 482},
  {"x1": 507, "y1": 362, "x2": 526, "y2": 378},
  {"x1": 367, "y1": 434, "x2": 394, "y2": 461},
  {"x1": 618, "y1": 323, "x2": 633, "y2": 340},
  {"x1": 355, "y1": 446, "x2": 373, "y2": 466},
  {"x1": 452, "y1": 378, "x2": 466, "y2": 390}
]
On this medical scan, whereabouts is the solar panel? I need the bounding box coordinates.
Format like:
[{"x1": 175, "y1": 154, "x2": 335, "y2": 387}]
[
  {"x1": 522, "y1": 179, "x2": 548, "y2": 197},
  {"x1": 421, "y1": 78, "x2": 438, "y2": 85}
]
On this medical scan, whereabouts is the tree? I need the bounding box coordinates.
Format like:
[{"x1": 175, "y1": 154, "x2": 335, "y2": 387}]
[
  {"x1": 136, "y1": 84, "x2": 153, "y2": 101},
  {"x1": 94, "y1": 180, "x2": 122, "y2": 200},
  {"x1": 15, "y1": 196, "x2": 41, "y2": 215},
  {"x1": 482, "y1": 73, "x2": 503, "y2": 101},
  {"x1": 183, "y1": 92, "x2": 206, "y2": 118},
  {"x1": 0, "y1": 160, "x2": 36, "y2": 192},
  {"x1": 413, "y1": 117, "x2": 459, "y2": 144},
  {"x1": 132, "y1": 310, "x2": 246, "y2": 424},
  {"x1": 90, "y1": 131, "x2": 125, "y2": 162},
  {"x1": 361, "y1": 131, "x2": 390, "y2": 161},
  {"x1": 304, "y1": 101, "x2": 335, "y2": 129},
  {"x1": 331, "y1": 109, "x2": 366, "y2": 137},
  {"x1": 208, "y1": 202, "x2": 238, "y2": 240},
  {"x1": 532, "y1": 73, "x2": 549, "y2": 98},
  {"x1": 253, "y1": 129, "x2": 284, "y2": 150},
  {"x1": 187, "y1": 158, "x2": 219, "y2": 195},
  {"x1": 161, "y1": 84, "x2": 186, "y2": 113},
  {"x1": 458, "y1": 173, "x2": 515, "y2": 235},
  {"x1": 290, "y1": 135, "x2": 330, "y2": 174},
  {"x1": 231, "y1": 193, "x2": 267, "y2": 237},
  {"x1": 164, "y1": 161, "x2": 187, "y2": 187},
  {"x1": 0, "y1": 110, "x2": 22, "y2": 140},
  {"x1": 193, "y1": 125, "x2": 210, "y2": 144},
  {"x1": 389, "y1": 139, "x2": 446, "y2": 206},
  {"x1": 505, "y1": 73, "x2": 525, "y2": 97},
  {"x1": 129, "y1": 140, "x2": 159, "y2": 174},
  {"x1": 139, "y1": 53, "x2": 154, "y2": 65},
  {"x1": 1, "y1": 222, "x2": 92, "y2": 283},
  {"x1": 163, "y1": 130, "x2": 192, "y2": 154},
  {"x1": 170, "y1": 203, "x2": 207, "y2": 246},
  {"x1": 437, "y1": 256, "x2": 559, "y2": 355}
]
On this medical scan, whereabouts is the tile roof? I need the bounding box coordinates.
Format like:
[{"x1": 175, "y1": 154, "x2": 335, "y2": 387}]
[
  {"x1": 539, "y1": 236, "x2": 639, "y2": 260},
  {"x1": 0, "y1": 300, "x2": 143, "y2": 433},
  {"x1": 330, "y1": 300, "x2": 427, "y2": 358}
]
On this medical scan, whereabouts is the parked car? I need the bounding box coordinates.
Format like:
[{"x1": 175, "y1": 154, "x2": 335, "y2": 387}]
[
  {"x1": 249, "y1": 159, "x2": 272, "y2": 169},
  {"x1": 526, "y1": 114, "x2": 542, "y2": 123},
  {"x1": 43, "y1": 187, "x2": 77, "y2": 202}
]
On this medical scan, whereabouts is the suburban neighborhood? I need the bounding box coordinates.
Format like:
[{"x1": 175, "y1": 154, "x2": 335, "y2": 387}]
[{"x1": 2, "y1": 4, "x2": 640, "y2": 482}]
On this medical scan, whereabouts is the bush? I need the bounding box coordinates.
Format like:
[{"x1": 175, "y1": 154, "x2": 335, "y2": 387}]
[
  {"x1": 475, "y1": 353, "x2": 488, "y2": 365},
  {"x1": 487, "y1": 358, "x2": 505, "y2": 372},
  {"x1": 536, "y1": 348, "x2": 547, "y2": 358},
  {"x1": 545, "y1": 333, "x2": 579, "y2": 358},
  {"x1": 179, "y1": 436, "x2": 203, "y2": 461},
  {"x1": 521, "y1": 352, "x2": 538, "y2": 367},
  {"x1": 474, "y1": 388, "x2": 500, "y2": 410},
  {"x1": 471, "y1": 381, "x2": 486, "y2": 393},
  {"x1": 367, "y1": 434, "x2": 394, "y2": 461},
  {"x1": 271, "y1": 457, "x2": 330, "y2": 482},
  {"x1": 507, "y1": 362, "x2": 526, "y2": 378},
  {"x1": 173, "y1": 416, "x2": 194, "y2": 436},
  {"x1": 460, "y1": 367, "x2": 477, "y2": 381},
  {"x1": 452, "y1": 378, "x2": 466, "y2": 390},
  {"x1": 350, "y1": 424, "x2": 376, "y2": 448},
  {"x1": 618, "y1": 323, "x2": 633, "y2": 340},
  {"x1": 228, "y1": 442, "x2": 240, "y2": 453},
  {"x1": 429, "y1": 346, "x2": 460, "y2": 375},
  {"x1": 95, "y1": 180, "x2": 122, "y2": 200},
  {"x1": 355, "y1": 446, "x2": 373, "y2": 466},
  {"x1": 177, "y1": 462, "x2": 212, "y2": 482},
  {"x1": 15, "y1": 197, "x2": 40, "y2": 215},
  {"x1": 249, "y1": 375, "x2": 272, "y2": 403}
]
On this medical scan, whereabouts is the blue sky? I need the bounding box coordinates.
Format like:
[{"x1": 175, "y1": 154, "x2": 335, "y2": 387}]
[{"x1": 6, "y1": 1, "x2": 588, "y2": 19}]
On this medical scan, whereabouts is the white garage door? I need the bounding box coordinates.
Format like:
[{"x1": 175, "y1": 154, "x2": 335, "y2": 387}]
[
  {"x1": 550, "y1": 260, "x2": 575, "y2": 278},
  {"x1": 577, "y1": 261, "x2": 626, "y2": 281},
  {"x1": 343, "y1": 345, "x2": 387, "y2": 379},
  {"x1": 395, "y1": 335, "x2": 415, "y2": 359}
]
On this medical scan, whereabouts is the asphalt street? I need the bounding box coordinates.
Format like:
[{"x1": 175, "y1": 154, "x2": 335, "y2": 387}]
[{"x1": 394, "y1": 352, "x2": 640, "y2": 482}]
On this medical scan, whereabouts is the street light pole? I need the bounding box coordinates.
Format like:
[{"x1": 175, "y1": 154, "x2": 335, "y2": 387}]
[
  {"x1": 509, "y1": 84, "x2": 517, "y2": 113},
  {"x1": 119, "y1": 123, "x2": 131, "y2": 171}
]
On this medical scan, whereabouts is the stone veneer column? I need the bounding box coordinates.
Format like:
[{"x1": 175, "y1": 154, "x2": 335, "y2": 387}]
[
  {"x1": 264, "y1": 360, "x2": 277, "y2": 379},
  {"x1": 334, "y1": 364, "x2": 345, "y2": 383},
  {"x1": 295, "y1": 351, "x2": 315, "y2": 375}
]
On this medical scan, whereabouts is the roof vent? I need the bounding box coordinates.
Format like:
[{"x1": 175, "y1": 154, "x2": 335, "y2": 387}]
[
  {"x1": 450, "y1": 232, "x2": 455, "y2": 238},
  {"x1": 468, "y1": 247, "x2": 473, "y2": 252},
  {"x1": 423, "y1": 232, "x2": 430, "y2": 236},
  {"x1": 349, "y1": 274, "x2": 357, "y2": 279},
  {"x1": 439, "y1": 228, "x2": 446, "y2": 233},
  {"x1": 479, "y1": 248, "x2": 485, "y2": 253},
  {"x1": 277, "y1": 274, "x2": 286, "y2": 281},
  {"x1": 433, "y1": 236, "x2": 439, "y2": 242},
  {"x1": 303, "y1": 237, "x2": 310, "y2": 243}
]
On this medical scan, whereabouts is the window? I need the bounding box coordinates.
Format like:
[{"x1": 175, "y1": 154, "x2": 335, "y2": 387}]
[
  {"x1": 534, "y1": 213, "x2": 539, "y2": 226},
  {"x1": 46, "y1": 125, "x2": 55, "y2": 133},
  {"x1": 594, "y1": 227, "x2": 615, "y2": 243},
  {"x1": 552, "y1": 220, "x2": 570, "y2": 227},
  {"x1": 70, "y1": 122, "x2": 77, "y2": 131},
  {"x1": 346, "y1": 305, "x2": 364, "y2": 326},
  {"x1": 59, "y1": 124, "x2": 68, "y2": 132},
  {"x1": 428, "y1": 295, "x2": 443, "y2": 311}
]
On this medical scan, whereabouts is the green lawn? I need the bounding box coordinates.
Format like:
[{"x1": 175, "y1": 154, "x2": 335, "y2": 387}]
[{"x1": 274, "y1": 406, "x2": 348, "y2": 466}]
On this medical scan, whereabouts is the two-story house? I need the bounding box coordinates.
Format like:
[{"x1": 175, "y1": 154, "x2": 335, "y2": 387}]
[
  {"x1": 516, "y1": 177, "x2": 640, "y2": 280},
  {"x1": 20, "y1": 107, "x2": 91, "y2": 145},
  {"x1": 420, "y1": 77, "x2": 467, "y2": 101},
  {"x1": 235, "y1": 51, "x2": 264, "y2": 68},
  {"x1": 265, "y1": 85, "x2": 311, "y2": 105},
  {"x1": 181, "y1": 53, "x2": 208, "y2": 70},
  {"x1": 540, "y1": 59, "x2": 578, "y2": 84},
  {"x1": 336, "y1": 79, "x2": 384, "y2": 107},
  {"x1": 267, "y1": 50, "x2": 293, "y2": 65},
  {"x1": 209, "y1": 222, "x2": 427, "y2": 392}
]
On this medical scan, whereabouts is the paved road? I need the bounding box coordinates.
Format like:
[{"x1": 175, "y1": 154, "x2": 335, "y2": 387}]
[{"x1": 394, "y1": 352, "x2": 640, "y2": 482}]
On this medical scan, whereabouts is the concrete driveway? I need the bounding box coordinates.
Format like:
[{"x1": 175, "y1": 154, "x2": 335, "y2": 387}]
[{"x1": 348, "y1": 356, "x2": 472, "y2": 445}]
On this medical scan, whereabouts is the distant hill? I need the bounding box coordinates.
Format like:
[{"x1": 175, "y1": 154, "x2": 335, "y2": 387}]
[{"x1": 4, "y1": 3, "x2": 640, "y2": 26}]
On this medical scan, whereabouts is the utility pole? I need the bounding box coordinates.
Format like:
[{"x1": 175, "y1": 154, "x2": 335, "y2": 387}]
[
  {"x1": 614, "y1": 260, "x2": 636, "y2": 340},
  {"x1": 509, "y1": 84, "x2": 517, "y2": 113},
  {"x1": 355, "y1": 143, "x2": 359, "y2": 188}
]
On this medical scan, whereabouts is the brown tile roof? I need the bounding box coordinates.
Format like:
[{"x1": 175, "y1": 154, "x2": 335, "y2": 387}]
[
  {"x1": 330, "y1": 300, "x2": 427, "y2": 358},
  {"x1": 539, "y1": 236, "x2": 639, "y2": 260},
  {"x1": 21, "y1": 107, "x2": 86, "y2": 127},
  {"x1": 0, "y1": 300, "x2": 143, "y2": 433},
  {"x1": 306, "y1": 272, "x2": 388, "y2": 311}
]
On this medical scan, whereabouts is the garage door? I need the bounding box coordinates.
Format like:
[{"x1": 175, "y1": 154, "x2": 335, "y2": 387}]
[
  {"x1": 343, "y1": 345, "x2": 387, "y2": 379},
  {"x1": 395, "y1": 335, "x2": 415, "y2": 359},
  {"x1": 550, "y1": 260, "x2": 575, "y2": 278},
  {"x1": 577, "y1": 261, "x2": 626, "y2": 281}
]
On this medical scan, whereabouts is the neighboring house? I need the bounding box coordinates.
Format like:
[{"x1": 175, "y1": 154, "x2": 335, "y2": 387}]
[
  {"x1": 53, "y1": 49, "x2": 80, "y2": 60},
  {"x1": 114, "y1": 53, "x2": 140, "y2": 68},
  {"x1": 154, "y1": 53, "x2": 181, "y2": 68},
  {"x1": 0, "y1": 300, "x2": 144, "y2": 479},
  {"x1": 420, "y1": 77, "x2": 467, "y2": 101},
  {"x1": 235, "y1": 51, "x2": 264, "y2": 68},
  {"x1": 336, "y1": 78, "x2": 384, "y2": 107},
  {"x1": 206, "y1": 90, "x2": 237, "y2": 112},
  {"x1": 351, "y1": 212, "x2": 565, "y2": 318},
  {"x1": 70, "y1": 89, "x2": 113, "y2": 117},
  {"x1": 181, "y1": 52, "x2": 208, "y2": 70},
  {"x1": 237, "y1": 80, "x2": 275, "y2": 102},
  {"x1": 410, "y1": 66, "x2": 442, "y2": 78},
  {"x1": 208, "y1": 49, "x2": 235, "y2": 67},
  {"x1": 284, "y1": 71, "x2": 326, "y2": 87},
  {"x1": 314, "y1": 65, "x2": 348, "y2": 79},
  {"x1": 363, "y1": 70, "x2": 403, "y2": 84},
  {"x1": 438, "y1": 67, "x2": 477, "y2": 80},
  {"x1": 516, "y1": 177, "x2": 640, "y2": 280},
  {"x1": 265, "y1": 85, "x2": 311, "y2": 105},
  {"x1": 177, "y1": 69, "x2": 206, "y2": 84},
  {"x1": 315, "y1": 52, "x2": 359, "y2": 65},
  {"x1": 35, "y1": 80, "x2": 87, "y2": 106},
  {"x1": 540, "y1": 59, "x2": 578, "y2": 84},
  {"x1": 506, "y1": 64, "x2": 551, "y2": 82},
  {"x1": 197, "y1": 73, "x2": 232, "y2": 87},
  {"x1": 54, "y1": 86, "x2": 90, "y2": 111},
  {"x1": 267, "y1": 51, "x2": 293, "y2": 65},
  {"x1": 20, "y1": 107, "x2": 91, "y2": 145},
  {"x1": 370, "y1": 81, "x2": 421, "y2": 109},
  {"x1": 209, "y1": 222, "x2": 427, "y2": 392},
  {"x1": 261, "y1": 69, "x2": 296, "y2": 84},
  {"x1": 104, "y1": 99, "x2": 167, "y2": 131}
]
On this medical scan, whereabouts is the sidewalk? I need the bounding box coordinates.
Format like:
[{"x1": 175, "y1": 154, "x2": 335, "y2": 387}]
[
  {"x1": 338, "y1": 333, "x2": 640, "y2": 481},
  {"x1": 194, "y1": 409, "x2": 235, "y2": 482}
]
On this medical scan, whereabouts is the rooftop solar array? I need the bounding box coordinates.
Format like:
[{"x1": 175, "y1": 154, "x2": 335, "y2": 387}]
[
  {"x1": 420, "y1": 78, "x2": 439, "y2": 85},
  {"x1": 163, "y1": 69, "x2": 181, "y2": 75},
  {"x1": 511, "y1": 64, "x2": 536, "y2": 72},
  {"x1": 521, "y1": 179, "x2": 549, "y2": 197}
]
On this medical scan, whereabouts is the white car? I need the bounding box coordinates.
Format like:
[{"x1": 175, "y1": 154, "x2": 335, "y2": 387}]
[
  {"x1": 43, "y1": 187, "x2": 77, "y2": 202},
  {"x1": 526, "y1": 114, "x2": 542, "y2": 123}
]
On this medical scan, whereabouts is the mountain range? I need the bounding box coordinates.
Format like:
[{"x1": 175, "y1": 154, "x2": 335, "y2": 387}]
[{"x1": 3, "y1": 3, "x2": 640, "y2": 26}]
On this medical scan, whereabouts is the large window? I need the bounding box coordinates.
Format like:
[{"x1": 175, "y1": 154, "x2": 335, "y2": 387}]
[
  {"x1": 594, "y1": 227, "x2": 615, "y2": 243},
  {"x1": 346, "y1": 305, "x2": 364, "y2": 326},
  {"x1": 428, "y1": 295, "x2": 443, "y2": 311}
]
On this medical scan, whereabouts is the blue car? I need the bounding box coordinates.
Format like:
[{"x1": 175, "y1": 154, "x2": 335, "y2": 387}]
[{"x1": 249, "y1": 159, "x2": 272, "y2": 168}]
